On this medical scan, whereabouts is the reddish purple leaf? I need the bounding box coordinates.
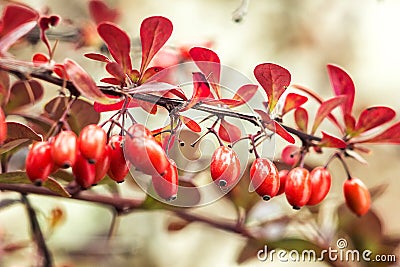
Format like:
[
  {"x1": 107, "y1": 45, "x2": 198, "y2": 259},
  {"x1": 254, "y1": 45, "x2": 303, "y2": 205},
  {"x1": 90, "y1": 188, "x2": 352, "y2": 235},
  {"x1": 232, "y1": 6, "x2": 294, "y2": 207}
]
[
  {"x1": 218, "y1": 118, "x2": 241, "y2": 143},
  {"x1": 181, "y1": 116, "x2": 201, "y2": 133},
  {"x1": 358, "y1": 121, "x2": 400, "y2": 144},
  {"x1": 38, "y1": 15, "x2": 60, "y2": 56},
  {"x1": 230, "y1": 84, "x2": 258, "y2": 107},
  {"x1": 355, "y1": 106, "x2": 396, "y2": 133},
  {"x1": 105, "y1": 62, "x2": 125, "y2": 82},
  {"x1": 294, "y1": 107, "x2": 308, "y2": 132},
  {"x1": 311, "y1": 95, "x2": 346, "y2": 134},
  {"x1": 64, "y1": 59, "x2": 113, "y2": 103},
  {"x1": 318, "y1": 131, "x2": 346, "y2": 148},
  {"x1": 180, "y1": 72, "x2": 212, "y2": 112},
  {"x1": 0, "y1": 21, "x2": 36, "y2": 55},
  {"x1": 84, "y1": 53, "x2": 111, "y2": 63},
  {"x1": 94, "y1": 98, "x2": 139, "y2": 113},
  {"x1": 140, "y1": 16, "x2": 173, "y2": 75},
  {"x1": 100, "y1": 77, "x2": 121, "y2": 85},
  {"x1": 0, "y1": 4, "x2": 38, "y2": 37},
  {"x1": 327, "y1": 64, "x2": 355, "y2": 115},
  {"x1": 281, "y1": 93, "x2": 308, "y2": 116},
  {"x1": 97, "y1": 22, "x2": 132, "y2": 73},
  {"x1": 167, "y1": 88, "x2": 188, "y2": 100},
  {"x1": 255, "y1": 109, "x2": 295, "y2": 144},
  {"x1": 254, "y1": 63, "x2": 291, "y2": 113},
  {"x1": 203, "y1": 99, "x2": 241, "y2": 106},
  {"x1": 88, "y1": 0, "x2": 119, "y2": 25},
  {"x1": 4, "y1": 80, "x2": 43, "y2": 113},
  {"x1": 189, "y1": 47, "x2": 221, "y2": 99}
]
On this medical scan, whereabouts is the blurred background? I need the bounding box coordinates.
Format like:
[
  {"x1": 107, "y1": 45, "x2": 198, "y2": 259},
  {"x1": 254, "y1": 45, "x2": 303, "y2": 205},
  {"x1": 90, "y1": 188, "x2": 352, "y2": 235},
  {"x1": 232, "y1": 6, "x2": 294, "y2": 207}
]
[{"x1": 1, "y1": 0, "x2": 400, "y2": 266}]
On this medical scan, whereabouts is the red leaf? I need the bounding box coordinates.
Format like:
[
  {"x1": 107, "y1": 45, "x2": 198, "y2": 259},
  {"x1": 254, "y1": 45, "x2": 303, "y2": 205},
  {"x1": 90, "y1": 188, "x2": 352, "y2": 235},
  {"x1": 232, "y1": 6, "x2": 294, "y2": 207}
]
[
  {"x1": 84, "y1": 53, "x2": 111, "y2": 63},
  {"x1": 0, "y1": 4, "x2": 38, "y2": 37},
  {"x1": 203, "y1": 99, "x2": 241, "y2": 106},
  {"x1": 88, "y1": 0, "x2": 119, "y2": 25},
  {"x1": 64, "y1": 59, "x2": 113, "y2": 103},
  {"x1": 140, "y1": 16, "x2": 173, "y2": 75},
  {"x1": 294, "y1": 107, "x2": 308, "y2": 132},
  {"x1": 0, "y1": 21, "x2": 36, "y2": 55},
  {"x1": 38, "y1": 15, "x2": 60, "y2": 56},
  {"x1": 281, "y1": 93, "x2": 308, "y2": 116},
  {"x1": 318, "y1": 131, "x2": 346, "y2": 148},
  {"x1": 97, "y1": 22, "x2": 132, "y2": 73},
  {"x1": 344, "y1": 114, "x2": 356, "y2": 134},
  {"x1": 231, "y1": 84, "x2": 258, "y2": 107},
  {"x1": 189, "y1": 47, "x2": 221, "y2": 99},
  {"x1": 140, "y1": 66, "x2": 164, "y2": 83},
  {"x1": 327, "y1": 64, "x2": 355, "y2": 115},
  {"x1": 355, "y1": 106, "x2": 396, "y2": 133},
  {"x1": 358, "y1": 121, "x2": 400, "y2": 144},
  {"x1": 94, "y1": 98, "x2": 138, "y2": 113},
  {"x1": 255, "y1": 109, "x2": 295, "y2": 144},
  {"x1": 4, "y1": 80, "x2": 43, "y2": 113},
  {"x1": 168, "y1": 88, "x2": 187, "y2": 100},
  {"x1": 180, "y1": 72, "x2": 212, "y2": 112},
  {"x1": 218, "y1": 118, "x2": 241, "y2": 143},
  {"x1": 311, "y1": 95, "x2": 346, "y2": 134},
  {"x1": 105, "y1": 62, "x2": 125, "y2": 82},
  {"x1": 254, "y1": 63, "x2": 291, "y2": 113},
  {"x1": 100, "y1": 77, "x2": 121, "y2": 85},
  {"x1": 181, "y1": 116, "x2": 201, "y2": 132},
  {"x1": 137, "y1": 99, "x2": 158, "y2": 114},
  {"x1": 32, "y1": 53, "x2": 49, "y2": 65}
]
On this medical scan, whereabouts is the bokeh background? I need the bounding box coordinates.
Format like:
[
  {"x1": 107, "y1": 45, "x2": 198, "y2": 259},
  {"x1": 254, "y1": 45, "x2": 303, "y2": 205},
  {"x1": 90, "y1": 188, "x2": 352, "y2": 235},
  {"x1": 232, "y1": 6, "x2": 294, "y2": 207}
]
[{"x1": 0, "y1": 0, "x2": 399, "y2": 266}]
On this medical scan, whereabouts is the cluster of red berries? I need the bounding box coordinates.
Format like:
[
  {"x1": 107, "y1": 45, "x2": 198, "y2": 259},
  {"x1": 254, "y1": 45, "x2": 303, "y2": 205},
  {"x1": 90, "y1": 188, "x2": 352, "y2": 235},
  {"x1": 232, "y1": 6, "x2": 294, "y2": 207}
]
[{"x1": 25, "y1": 124, "x2": 129, "y2": 188}]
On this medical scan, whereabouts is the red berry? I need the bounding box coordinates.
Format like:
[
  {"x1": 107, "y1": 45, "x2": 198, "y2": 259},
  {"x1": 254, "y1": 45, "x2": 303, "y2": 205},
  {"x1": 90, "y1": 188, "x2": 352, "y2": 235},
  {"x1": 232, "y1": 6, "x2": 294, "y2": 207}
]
[
  {"x1": 77, "y1": 124, "x2": 107, "y2": 163},
  {"x1": 281, "y1": 145, "x2": 300, "y2": 166},
  {"x1": 249, "y1": 158, "x2": 279, "y2": 201},
  {"x1": 210, "y1": 146, "x2": 241, "y2": 188},
  {"x1": 127, "y1": 124, "x2": 152, "y2": 139},
  {"x1": 51, "y1": 131, "x2": 77, "y2": 168},
  {"x1": 72, "y1": 152, "x2": 96, "y2": 189},
  {"x1": 285, "y1": 167, "x2": 311, "y2": 209},
  {"x1": 26, "y1": 141, "x2": 54, "y2": 185},
  {"x1": 125, "y1": 125, "x2": 169, "y2": 175},
  {"x1": 343, "y1": 178, "x2": 371, "y2": 216},
  {"x1": 107, "y1": 135, "x2": 129, "y2": 183},
  {"x1": 93, "y1": 145, "x2": 111, "y2": 185},
  {"x1": 0, "y1": 107, "x2": 7, "y2": 144},
  {"x1": 307, "y1": 166, "x2": 331, "y2": 205},
  {"x1": 276, "y1": 169, "x2": 289, "y2": 196},
  {"x1": 152, "y1": 160, "x2": 179, "y2": 201}
]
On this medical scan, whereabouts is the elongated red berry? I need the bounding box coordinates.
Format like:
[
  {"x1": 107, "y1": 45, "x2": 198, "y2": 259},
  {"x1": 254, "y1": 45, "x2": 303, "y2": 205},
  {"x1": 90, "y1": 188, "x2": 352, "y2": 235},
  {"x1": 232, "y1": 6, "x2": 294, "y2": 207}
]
[
  {"x1": 0, "y1": 107, "x2": 7, "y2": 144},
  {"x1": 152, "y1": 160, "x2": 179, "y2": 201},
  {"x1": 107, "y1": 135, "x2": 129, "y2": 183},
  {"x1": 77, "y1": 124, "x2": 107, "y2": 163},
  {"x1": 210, "y1": 146, "x2": 241, "y2": 188},
  {"x1": 250, "y1": 158, "x2": 279, "y2": 201},
  {"x1": 51, "y1": 131, "x2": 77, "y2": 168},
  {"x1": 276, "y1": 169, "x2": 289, "y2": 196},
  {"x1": 343, "y1": 178, "x2": 371, "y2": 216},
  {"x1": 93, "y1": 145, "x2": 111, "y2": 185},
  {"x1": 72, "y1": 152, "x2": 96, "y2": 189},
  {"x1": 307, "y1": 166, "x2": 331, "y2": 205},
  {"x1": 124, "y1": 124, "x2": 169, "y2": 175},
  {"x1": 285, "y1": 167, "x2": 311, "y2": 209},
  {"x1": 26, "y1": 141, "x2": 54, "y2": 185}
]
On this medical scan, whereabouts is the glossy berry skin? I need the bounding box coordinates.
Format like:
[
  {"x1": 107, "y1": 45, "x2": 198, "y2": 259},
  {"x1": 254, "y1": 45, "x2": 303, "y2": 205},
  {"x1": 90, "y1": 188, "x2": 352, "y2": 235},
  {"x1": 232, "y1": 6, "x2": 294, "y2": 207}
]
[
  {"x1": 210, "y1": 146, "x2": 241, "y2": 188},
  {"x1": 127, "y1": 124, "x2": 152, "y2": 139},
  {"x1": 152, "y1": 160, "x2": 179, "y2": 201},
  {"x1": 72, "y1": 152, "x2": 95, "y2": 189},
  {"x1": 26, "y1": 141, "x2": 54, "y2": 185},
  {"x1": 124, "y1": 125, "x2": 169, "y2": 176},
  {"x1": 51, "y1": 131, "x2": 77, "y2": 168},
  {"x1": 307, "y1": 167, "x2": 332, "y2": 205},
  {"x1": 281, "y1": 145, "x2": 300, "y2": 166},
  {"x1": 343, "y1": 178, "x2": 371, "y2": 216},
  {"x1": 276, "y1": 169, "x2": 289, "y2": 196},
  {"x1": 107, "y1": 135, "x2": 129, "y2": 183},
  {"x1": 250, "y1": 158, "x2": 279, "y2": 201},
  {"x1": 93, "y1": 145, "x2": 111, "y2": 185},
  {"x1": 0, "y1": 107, "x2": 6, "y2": 144},
  {"x1": 285, "y1": 167, "x2": 311, "y2": 210},
  {"x1": 77, "y1": 124, "x2": 107, "y2": 163}
]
